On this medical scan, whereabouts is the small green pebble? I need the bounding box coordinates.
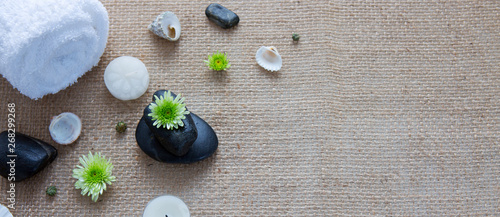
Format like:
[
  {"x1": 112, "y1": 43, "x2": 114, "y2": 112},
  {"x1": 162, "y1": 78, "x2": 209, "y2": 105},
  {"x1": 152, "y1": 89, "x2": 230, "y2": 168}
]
[
  {"x1": 115, "y1": 121, "x2": 127, "y2": 133},
  {"x1": 292, "y1": 33, "x2": 300, "y2": 41},
  {"x1": 46, "y1": 186, "x2": 57, "y2": 196}
]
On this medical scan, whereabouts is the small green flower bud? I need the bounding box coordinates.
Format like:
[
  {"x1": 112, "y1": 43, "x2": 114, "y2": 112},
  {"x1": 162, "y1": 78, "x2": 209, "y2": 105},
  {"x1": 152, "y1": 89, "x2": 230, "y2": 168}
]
[
  {"x1": 115, "y1": 121, "x2": 127, "y2": 133},
  {"x1": 46, "y1": 186, "x2": 57, "y2": 196}
]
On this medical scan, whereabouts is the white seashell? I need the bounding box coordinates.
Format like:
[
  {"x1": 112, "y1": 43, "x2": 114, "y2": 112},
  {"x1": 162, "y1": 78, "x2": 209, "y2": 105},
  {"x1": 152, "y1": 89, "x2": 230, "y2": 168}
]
[
  {"x1": 0, "y1": 204, "x2": 13, "y2": 217},
  {"x1": 104, "y1": 56, "x2": 150, "y2": 101},
  {"x1": 148, "y1": 11, "x2": 181, "y2": 41},
  {"x1": 49, "y1": 112, "x2": 82, "y2": 145},
  {"x1": 256, "y1": 46, "x2": 282, "y2": 72}
]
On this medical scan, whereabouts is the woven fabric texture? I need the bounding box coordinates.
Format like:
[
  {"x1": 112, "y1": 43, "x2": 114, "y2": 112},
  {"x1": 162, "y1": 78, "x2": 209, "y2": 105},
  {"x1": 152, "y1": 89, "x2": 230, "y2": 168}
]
[{"x1": 1, "y1": 0, "x2": 499, "y2": 216}]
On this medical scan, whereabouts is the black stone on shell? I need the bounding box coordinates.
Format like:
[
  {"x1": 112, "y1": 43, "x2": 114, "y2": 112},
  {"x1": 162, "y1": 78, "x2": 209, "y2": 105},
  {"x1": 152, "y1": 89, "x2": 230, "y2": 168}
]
[
  {"x1": 0, "y1": 132, "x2": 57, "y2": 182},
  {"x1": 205, "y1": 3, "x2": 240, "y2": 29}
]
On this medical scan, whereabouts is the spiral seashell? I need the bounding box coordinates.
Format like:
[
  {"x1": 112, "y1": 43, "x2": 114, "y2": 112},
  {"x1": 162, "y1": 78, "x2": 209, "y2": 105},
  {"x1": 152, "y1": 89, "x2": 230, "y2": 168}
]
[
  {"x1": 148, "y1": 11, "x2": 181, "y2": 41},
  {"x1": 49, "y1": 112, "x2": 82, "y2": 145},
  {"x1": 256, "y1": 46, "x2": 282, "y2": 72}
]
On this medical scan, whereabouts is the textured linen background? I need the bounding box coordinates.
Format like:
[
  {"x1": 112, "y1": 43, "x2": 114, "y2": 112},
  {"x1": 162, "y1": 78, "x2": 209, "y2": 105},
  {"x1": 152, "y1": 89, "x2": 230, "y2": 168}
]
[{"x1": 1, "y1": 0, "x2": 499, "y2": 216}]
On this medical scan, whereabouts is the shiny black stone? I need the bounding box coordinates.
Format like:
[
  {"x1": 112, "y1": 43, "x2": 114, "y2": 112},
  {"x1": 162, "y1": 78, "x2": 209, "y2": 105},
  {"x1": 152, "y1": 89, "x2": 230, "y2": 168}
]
[
  {"x1": 205, "y1": 3, "x2": 239, "y2": 29},
  {"x1": 0, "y1": 132, "x2": 57, "y2": 182},
  {"x1": 136, "y1": 113, "x2": 218, "y2": 164},
  {"x1": 143, "y1": 101, "x2": 197, "y2": 157}
]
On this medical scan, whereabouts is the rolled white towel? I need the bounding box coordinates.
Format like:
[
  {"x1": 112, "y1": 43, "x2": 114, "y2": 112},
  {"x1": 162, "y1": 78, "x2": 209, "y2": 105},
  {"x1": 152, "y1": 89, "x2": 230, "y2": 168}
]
[{"x1": 0, "y1": 0, "x2": 109, "y2": 99}]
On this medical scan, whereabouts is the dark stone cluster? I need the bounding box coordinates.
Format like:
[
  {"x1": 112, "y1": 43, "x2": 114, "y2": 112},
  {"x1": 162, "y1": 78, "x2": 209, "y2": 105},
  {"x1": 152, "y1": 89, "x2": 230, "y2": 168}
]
[{"x1": 136, "y1": 90, "x2": 218, "y2": 163}]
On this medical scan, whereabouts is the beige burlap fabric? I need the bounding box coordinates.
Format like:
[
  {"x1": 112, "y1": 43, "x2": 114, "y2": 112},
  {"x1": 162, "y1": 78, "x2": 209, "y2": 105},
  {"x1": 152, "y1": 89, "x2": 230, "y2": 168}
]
[{"x1": 1, "y1": 0, "x2": 499, "y2": 216}]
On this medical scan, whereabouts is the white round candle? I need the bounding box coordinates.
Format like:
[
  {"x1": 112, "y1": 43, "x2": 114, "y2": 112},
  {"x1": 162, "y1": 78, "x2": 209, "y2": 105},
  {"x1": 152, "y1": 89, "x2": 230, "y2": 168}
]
[
  {"x1": 104, "y1": 56, "x2": 149, "y2": 100},
  {"x1": 143, "y1": 195, "x2": 190, "y2": 217}
]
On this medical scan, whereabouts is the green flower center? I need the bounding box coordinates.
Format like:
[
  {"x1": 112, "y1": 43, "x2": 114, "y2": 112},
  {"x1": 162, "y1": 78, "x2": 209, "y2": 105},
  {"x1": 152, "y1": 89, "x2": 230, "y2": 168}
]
[
  {"x1": 205, "y1": 51, "x2": 230, "y2": 71},
  {"x1": 84, "y1": 164, "x2": 107, "y2": 184},
  {"x1": 155, "y1": 101, "x2": 178, "y2": 123}
]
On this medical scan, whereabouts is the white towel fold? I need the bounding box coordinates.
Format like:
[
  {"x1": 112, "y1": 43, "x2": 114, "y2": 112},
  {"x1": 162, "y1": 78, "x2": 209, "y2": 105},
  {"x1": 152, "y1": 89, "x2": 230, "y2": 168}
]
[{"x1": 0, "y1": 0, "x2": 109, "y2": 99}]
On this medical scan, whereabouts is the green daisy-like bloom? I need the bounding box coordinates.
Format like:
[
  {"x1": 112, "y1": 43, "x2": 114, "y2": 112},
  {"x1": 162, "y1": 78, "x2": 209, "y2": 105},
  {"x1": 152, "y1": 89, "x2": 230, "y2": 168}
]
[
  {"x1": 148, "y1": 90, "x2": 190, "y2": 130},
  {"x1": 72, "y1": 152, "x2": 116, "y2": 202},
  {"x1": 204, "y1": 51, "x2": 231, "y2": 71}
]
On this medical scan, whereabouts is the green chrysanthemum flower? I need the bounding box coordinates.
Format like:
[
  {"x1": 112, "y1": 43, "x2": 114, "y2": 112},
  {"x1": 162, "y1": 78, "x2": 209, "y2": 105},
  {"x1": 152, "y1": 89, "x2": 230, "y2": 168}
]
[
  {"x1": 148, "y1": 91, "x2": 190, "y2": 130},
  {"x1": 204, "y1": 51, "x2": 231, "y2": 71},
  {"x1": 72, "y1": 152, "x2": 116, "y2": 202}
]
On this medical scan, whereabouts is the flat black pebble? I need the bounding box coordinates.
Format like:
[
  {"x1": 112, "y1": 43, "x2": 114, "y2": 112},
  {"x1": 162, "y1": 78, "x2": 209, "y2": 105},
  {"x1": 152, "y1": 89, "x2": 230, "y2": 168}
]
[
  {"x1": 0, "y1": 132, "x2": 57, "y2": 182},
  {"x1": 205, "y1": 3, "x2": 239, "y2": 29},
  {"x1": 136, "y1": 112, "x2": 218, "y2": 164}
]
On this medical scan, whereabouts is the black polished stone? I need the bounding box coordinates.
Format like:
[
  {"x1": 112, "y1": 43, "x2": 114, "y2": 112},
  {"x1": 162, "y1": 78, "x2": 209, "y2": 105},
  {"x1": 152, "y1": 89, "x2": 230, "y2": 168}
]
[
  {"x1": 143, "y1": 103, "x2": 197, "y2": 157},
  {"x1": 205, "y1": 3, "x2": 239, "y2": 29},
  {"x1": 0, "y1": 132, "x2": 57, "y2": 182},
  {"x1": 136, "y1": 112, "x2": 218, "y2": 164}
]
